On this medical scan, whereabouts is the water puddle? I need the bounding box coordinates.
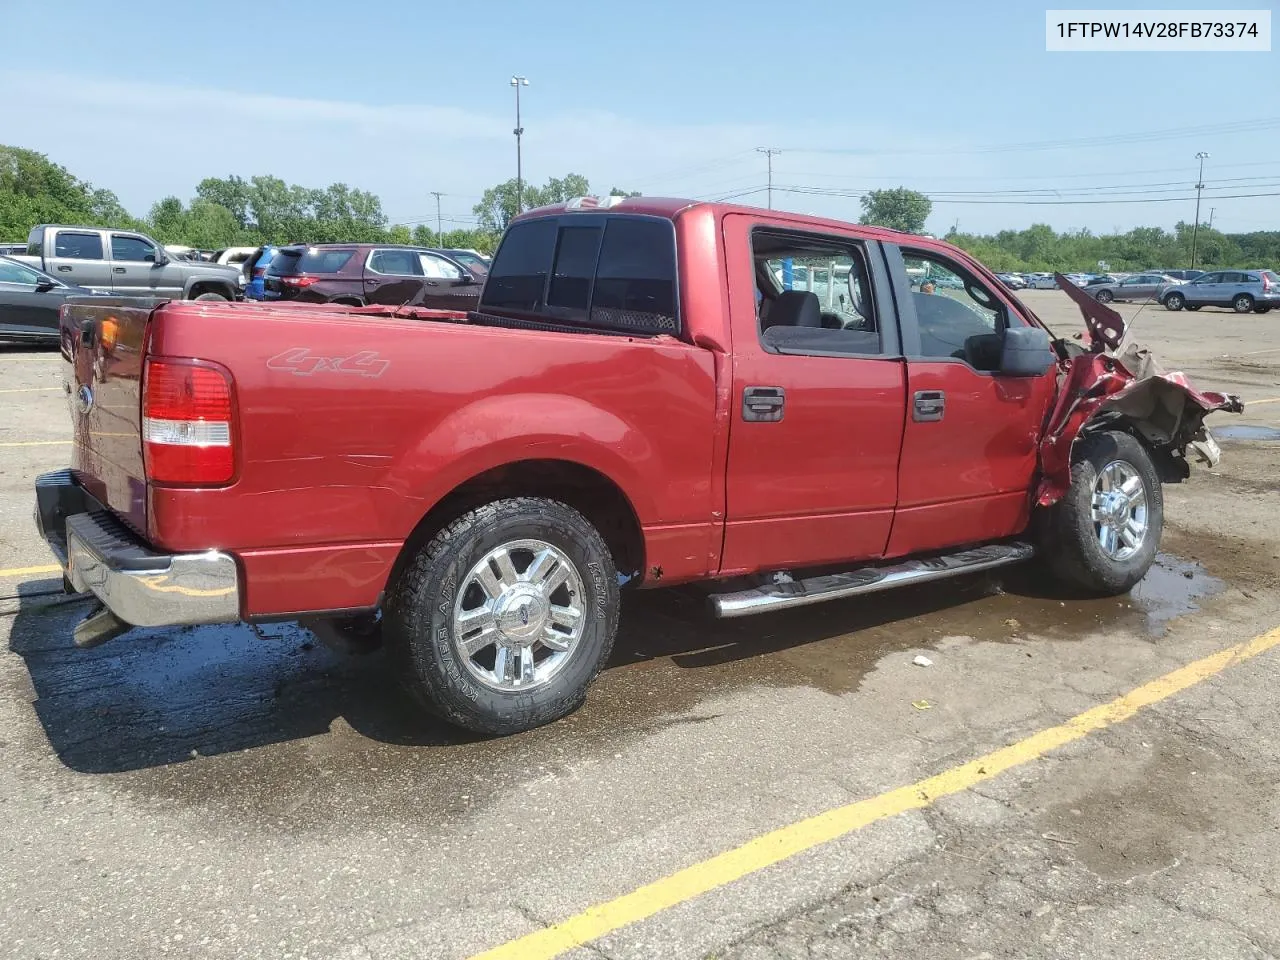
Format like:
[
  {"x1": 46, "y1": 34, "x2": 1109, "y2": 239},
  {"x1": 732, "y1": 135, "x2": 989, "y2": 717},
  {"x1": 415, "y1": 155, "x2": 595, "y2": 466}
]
[{"x1": 1215, "y1": 424, "x2": 1280, "y2": 441}]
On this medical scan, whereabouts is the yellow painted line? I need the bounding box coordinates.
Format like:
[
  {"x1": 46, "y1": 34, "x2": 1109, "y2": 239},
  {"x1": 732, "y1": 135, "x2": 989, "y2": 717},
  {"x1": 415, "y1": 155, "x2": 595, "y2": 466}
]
[
  {"x1": 1247, "y1": 396, "x2": 1280, "y2": 406},
  {"x1": 0, "y1": 440, "x2": 71, "y2": 448},
  {"x1": 0, "y1": 564, "x2": 61, "y2": 578},
  {"x1": 0, "y1": 386, "x2": 59, "y2": 394},
  {"x1": 469, "y1": 626, "x2": 1280, "y2": 960}
]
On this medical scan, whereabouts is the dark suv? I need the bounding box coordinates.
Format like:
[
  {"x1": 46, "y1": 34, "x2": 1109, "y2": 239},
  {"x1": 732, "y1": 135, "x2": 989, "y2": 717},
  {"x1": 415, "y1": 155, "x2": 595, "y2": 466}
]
[{"x1": 264, "y1": 244, "x2": 484, "y2": 310}]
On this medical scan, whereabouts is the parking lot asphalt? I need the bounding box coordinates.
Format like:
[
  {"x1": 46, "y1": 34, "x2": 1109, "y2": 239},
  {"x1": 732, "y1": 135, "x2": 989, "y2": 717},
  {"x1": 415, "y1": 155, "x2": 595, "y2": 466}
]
[{"x1": 2, "y1": 291, "x2": 1279, "y2": 960}]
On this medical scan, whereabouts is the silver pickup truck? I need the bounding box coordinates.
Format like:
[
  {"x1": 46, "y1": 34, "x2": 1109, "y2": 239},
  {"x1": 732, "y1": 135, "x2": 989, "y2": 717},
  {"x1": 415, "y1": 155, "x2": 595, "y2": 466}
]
[{"x1": 14, "y1": 225, "x2": 244, "y2": 300}]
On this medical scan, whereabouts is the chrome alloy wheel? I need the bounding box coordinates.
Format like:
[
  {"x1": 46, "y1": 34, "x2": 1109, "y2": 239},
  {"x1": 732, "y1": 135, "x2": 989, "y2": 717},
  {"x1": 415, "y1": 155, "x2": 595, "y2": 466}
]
[
  {"x1": 1090, "y1": 460, "x2": 1149, "y2": 561},
  {"x1": 452, "y1": 539, "x2": 586, "y2": 691}
]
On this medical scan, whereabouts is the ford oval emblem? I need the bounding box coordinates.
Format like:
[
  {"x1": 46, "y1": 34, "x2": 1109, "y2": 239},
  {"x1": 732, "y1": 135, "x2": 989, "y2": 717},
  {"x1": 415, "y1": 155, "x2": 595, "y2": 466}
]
[{"x1": 76, "y1": 385, "x2": 94, "y2": 414}]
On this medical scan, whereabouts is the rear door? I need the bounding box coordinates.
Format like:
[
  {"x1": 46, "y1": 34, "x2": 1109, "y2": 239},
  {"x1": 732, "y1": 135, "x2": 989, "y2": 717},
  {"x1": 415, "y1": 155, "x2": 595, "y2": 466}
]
[
  {"x1": 719, "y1": 214, "x2": 907, "y2": 575},
  {"x1": 883, "y1": 243, "x2": 1057, "y2": 557},
  {"x1": 109, "y1": 233, "x2": 175, "y2": 297},
  {"x1": 363, "y1": 248, "x2": 425, "y2": 305},
  {"x1": 418, "y1": 252, "x2": 483, "y2": 309},
  {"x1": 45, "y1": 229, "x2": 112, "y2": 291}
]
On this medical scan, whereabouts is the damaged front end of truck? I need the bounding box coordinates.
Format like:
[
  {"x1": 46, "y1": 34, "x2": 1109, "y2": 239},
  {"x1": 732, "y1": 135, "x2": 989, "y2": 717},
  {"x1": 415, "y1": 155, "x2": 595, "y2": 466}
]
[{"x1": 1035, "y1": 274, "x2": 1244, "y2": 506}]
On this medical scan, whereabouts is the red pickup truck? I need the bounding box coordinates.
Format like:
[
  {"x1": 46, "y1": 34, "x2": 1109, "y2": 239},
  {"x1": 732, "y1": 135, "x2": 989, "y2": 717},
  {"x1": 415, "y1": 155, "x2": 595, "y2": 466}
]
[{"x1": 37, "y1": 196, "x2": 1241, "y2": 735}]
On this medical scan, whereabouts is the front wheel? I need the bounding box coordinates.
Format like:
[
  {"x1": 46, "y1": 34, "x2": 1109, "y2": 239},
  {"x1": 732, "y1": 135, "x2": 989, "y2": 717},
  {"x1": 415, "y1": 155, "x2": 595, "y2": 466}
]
[
  {"x1": 193, "y1": 291, "x2": 228, "y2": 301},
  {"x1": 1037, "y1": 430, "x2": 1163, "y2": 596},
  {"x1": 1163, "y1": 292, "x2": 1185, "y2": 311},
  {"x1": 385, "y1": 498, "x2": 620, "y2": 735}
]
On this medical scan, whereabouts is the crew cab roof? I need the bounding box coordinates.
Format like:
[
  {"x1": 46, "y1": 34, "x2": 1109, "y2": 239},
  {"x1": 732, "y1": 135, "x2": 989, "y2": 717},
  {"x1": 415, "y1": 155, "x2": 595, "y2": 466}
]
[{"x1": 511, "y1": 196, "x2": 931, "y2": 247}]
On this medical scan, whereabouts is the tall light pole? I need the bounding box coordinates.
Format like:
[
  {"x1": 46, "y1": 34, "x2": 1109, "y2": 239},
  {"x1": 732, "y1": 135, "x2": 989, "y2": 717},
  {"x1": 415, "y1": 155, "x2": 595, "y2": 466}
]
[
  {"x1": 430, "y1": 191, "x2": 444, "y2": 247},
  {"x1": 511, "y1": 76, "x2": 529, "y2": 213},
  {"x1": 1191, "y1": 151, "x2": 1210, "y2": 270},
  {"x1": 756, "y1": 147, "x2": 781, "y2": 209}
]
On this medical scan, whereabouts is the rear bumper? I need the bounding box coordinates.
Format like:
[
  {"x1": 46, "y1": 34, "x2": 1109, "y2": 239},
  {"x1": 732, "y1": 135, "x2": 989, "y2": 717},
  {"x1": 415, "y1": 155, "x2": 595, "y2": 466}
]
[{"x1": 34, "y1": 470, "x2": 240, "y2": 627}]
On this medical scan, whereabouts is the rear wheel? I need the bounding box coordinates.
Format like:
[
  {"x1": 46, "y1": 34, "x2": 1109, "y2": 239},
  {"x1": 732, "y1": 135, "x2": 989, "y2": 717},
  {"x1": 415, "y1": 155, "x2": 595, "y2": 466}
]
[
  {"x1": 193, "y1": 291, "x2": 228, "y2": 301},
  {"x1": 1163, "y1": 292, "x2": 1185, "y2": 311},
  {"x1": 1233, "y1": 294, "x2": 1255, "y2": 313},
  {"x1": 1094, "y1": 289, "x2": 1114, "y2": 303},
  {"x1": 385, "y1": 498, "x2": 620, "y2": 735},
  {"x1": 1037, "y1": 430, "x2": 1163, "y2": 596}
]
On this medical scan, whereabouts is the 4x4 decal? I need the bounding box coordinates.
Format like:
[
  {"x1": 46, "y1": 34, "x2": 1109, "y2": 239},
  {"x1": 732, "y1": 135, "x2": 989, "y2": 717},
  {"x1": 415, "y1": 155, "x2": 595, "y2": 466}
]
[{"x1": 266, "y1": 347, "x2": 390, "y2": 378}]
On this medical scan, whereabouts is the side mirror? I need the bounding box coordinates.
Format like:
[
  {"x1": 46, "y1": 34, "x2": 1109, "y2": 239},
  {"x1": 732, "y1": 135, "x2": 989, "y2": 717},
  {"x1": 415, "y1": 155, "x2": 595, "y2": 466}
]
[
  {"x1": 459, "y1": 271, "x2": 476, "y2": 284},
  {"x1": 34, "y1": 279, "x2": 57, "y2": 293},
  {"x1": 154, "y1": 254, "x2": 170, "y2": 266},
  {"x1": 998, "y1": 326, "x2": 1055, "y2": 377}
]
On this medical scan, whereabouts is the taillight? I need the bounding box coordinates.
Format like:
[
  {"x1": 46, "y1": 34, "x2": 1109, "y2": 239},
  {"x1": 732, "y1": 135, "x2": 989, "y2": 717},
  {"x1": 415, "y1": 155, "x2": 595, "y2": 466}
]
[
  {"x1": 1263, "y1": 274, "x2": 1273, "y2": 292},
  {"x1": 142, "y1": 358, "x2": 236, "y2": 485},
  {"x1": 253, "y1": 267, "x2": 266, "y2": 278},
  {"x1": 281, "y1": 276, "x2": 319, "y2": 288}
]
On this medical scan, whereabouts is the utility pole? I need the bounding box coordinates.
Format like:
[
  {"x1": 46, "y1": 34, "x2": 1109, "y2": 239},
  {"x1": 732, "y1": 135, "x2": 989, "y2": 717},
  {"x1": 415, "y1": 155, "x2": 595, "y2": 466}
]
[
  {"x1": 511, "y1": 76, "x2": 529, "y2": 213},
  {"x1": 1209, "y1": 207, "x2": 1216, "y2": 230},
  {"x1": 756, "y1": 147, "x2": 781, "y2": 209},
  {"x1": 1191, "y1": 151, "x2": 1210, "y2": 270},
  {"x1": 430, "y1": 191, "x2": 444, "y2": 247}
]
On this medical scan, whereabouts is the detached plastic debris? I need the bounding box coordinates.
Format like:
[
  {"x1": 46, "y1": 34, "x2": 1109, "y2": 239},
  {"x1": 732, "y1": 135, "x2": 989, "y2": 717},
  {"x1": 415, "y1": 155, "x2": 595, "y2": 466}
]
[
  {"x1": 912, "y1": 654, "x2": 934, "y2": 667},
  {"x1": 912, "y1": 699, "x2": 932, "y2": 710}
]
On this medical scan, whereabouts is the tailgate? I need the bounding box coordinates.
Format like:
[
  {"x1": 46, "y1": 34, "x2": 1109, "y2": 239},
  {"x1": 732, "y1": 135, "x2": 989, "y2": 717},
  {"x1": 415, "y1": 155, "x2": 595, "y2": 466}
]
[{"x1": 61, "y1": 298, "x2": 153, "y2": 534}]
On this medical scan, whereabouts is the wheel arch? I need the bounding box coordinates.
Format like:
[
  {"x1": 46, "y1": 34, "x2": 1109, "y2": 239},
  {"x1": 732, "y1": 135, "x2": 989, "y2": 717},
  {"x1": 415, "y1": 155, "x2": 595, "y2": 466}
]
[
  {"x1": 386, "y1": 458, "x2": 646, "y2": 598},
  {"x1": 187, "y1": 278, "x2": 236, "y2": 299}
]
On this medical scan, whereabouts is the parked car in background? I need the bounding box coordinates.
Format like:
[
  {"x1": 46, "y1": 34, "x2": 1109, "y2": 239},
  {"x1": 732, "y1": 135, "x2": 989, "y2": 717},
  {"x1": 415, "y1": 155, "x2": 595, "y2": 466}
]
[
  {"x1": 1162, "y1": 269, "x2": 1280, "y2": 313},
  {"x1": 995, "y1": 273, "x2": 1027, "y2": 290},
  {"x1": 0, "y1": 255, "x2": 107, "y2": 342},
  {"x1": 1151, "y1": 269, "x2": 1205, "y2": 282},
  {"x1": 1026, "y1": 273, "x2": 1058, "y2": 289},
  {"x1": 16, "y1": 226, "x2": 244, "y2": 300},
  {"x1": 1083, "y1": 275, "x2": 1117, "y2": 287},
  {"x1": 240, "y1": 244, "x2": 279, "y2": 301},
  {"x1": 0, "y1": 243, "x2": 27, "y2": 256},
  {"x1": 264, "y1": 244, "x2": 483, "y2": 310},
  {"x1": 437, "y1": 248, "x2": 491, "y2": 276},
  {"x1": 212, "y1": 246, "x2": 261, "y2": 268},
  {"x1": 1090, "y1": 273, "x2": 1178, "y2": 303}
]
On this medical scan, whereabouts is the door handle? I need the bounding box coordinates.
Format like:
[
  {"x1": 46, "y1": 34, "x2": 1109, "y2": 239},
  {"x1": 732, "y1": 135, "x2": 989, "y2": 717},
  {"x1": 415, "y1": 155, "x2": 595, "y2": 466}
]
[
  {"x1": 365, "y1": 279, "x2": 380, "y2": 286},
  {"x1": 57, "y1": 266, "x2": 72, "y2": 272},
  {"x1": 913, "y1": 390, "x2": 945, "y2": 422},
  {"x1": 742, "y1": 386, "x2": 785, "y2": 422},
  {"x1": 113, "y1": 267, "x2": 126, "y2": 274},
  {"x1": 424, "y1": 280, "x2": 440, "y2": 286}
]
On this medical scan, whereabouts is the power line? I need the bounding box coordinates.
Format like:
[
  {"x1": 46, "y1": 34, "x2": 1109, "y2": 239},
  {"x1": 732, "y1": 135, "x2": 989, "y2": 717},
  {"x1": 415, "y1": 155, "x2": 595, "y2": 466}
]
[{"x1": 773, "y1": 185, "x2": 1280, "y2": 206}]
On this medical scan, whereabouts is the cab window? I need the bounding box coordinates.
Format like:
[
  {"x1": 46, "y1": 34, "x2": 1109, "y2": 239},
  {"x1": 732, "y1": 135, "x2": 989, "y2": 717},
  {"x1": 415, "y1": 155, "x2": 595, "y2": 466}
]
[
  {"x1": 902, "y1": 250, "x2": 1011, "y2": 372},
  {"x1": 750, "y1": 229, "x2": 880, "y2": 356}
]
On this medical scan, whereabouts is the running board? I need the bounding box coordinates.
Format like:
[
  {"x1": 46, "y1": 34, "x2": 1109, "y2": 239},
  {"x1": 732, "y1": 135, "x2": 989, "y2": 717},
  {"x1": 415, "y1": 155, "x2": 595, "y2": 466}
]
[{"x1": 709, "y1": 542, "x2": 1035, "y2": 619}]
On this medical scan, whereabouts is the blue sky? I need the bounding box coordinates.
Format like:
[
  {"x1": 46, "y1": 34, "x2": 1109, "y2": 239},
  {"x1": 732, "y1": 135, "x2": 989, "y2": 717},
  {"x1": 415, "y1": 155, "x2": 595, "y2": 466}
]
[{"x1": 4, "y1": 0, "x2": 1277, "y2": 235}]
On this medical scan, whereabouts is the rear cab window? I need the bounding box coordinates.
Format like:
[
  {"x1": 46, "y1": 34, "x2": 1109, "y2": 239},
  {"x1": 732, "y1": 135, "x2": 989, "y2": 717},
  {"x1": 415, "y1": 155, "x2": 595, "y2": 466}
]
[
  {"x1": 268, "y1": 248, "x2": 356, "y2": 275},
  {"x1": 479, "y1": 215, "x2": 678, "y2": 335},
  {"x1": 53, "y1": 231, "x2": 104, "y2": 260}
]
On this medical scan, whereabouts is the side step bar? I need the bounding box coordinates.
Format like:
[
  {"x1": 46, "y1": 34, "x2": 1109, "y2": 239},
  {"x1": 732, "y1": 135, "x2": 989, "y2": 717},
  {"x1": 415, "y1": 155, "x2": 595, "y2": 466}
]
[{"x1": 709, "y1": 542, "x2": 1035, "y2": 619}]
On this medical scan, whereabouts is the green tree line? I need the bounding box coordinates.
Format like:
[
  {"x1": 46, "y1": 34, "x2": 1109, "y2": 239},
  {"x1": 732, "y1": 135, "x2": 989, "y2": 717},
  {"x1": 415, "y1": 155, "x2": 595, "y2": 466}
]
[
  {"x1": 4, "y1": 147, "x2": 1275, "y2": 269},
  {"x1": 1, "y1": 146, "x2": 641, "y2": 255}
]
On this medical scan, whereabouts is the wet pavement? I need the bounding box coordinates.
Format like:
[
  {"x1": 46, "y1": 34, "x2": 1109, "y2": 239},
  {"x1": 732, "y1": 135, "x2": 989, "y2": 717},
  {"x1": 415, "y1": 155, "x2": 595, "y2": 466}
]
[{"x1": 2, "y1": 292, "x2": 1280, "y2": 960}]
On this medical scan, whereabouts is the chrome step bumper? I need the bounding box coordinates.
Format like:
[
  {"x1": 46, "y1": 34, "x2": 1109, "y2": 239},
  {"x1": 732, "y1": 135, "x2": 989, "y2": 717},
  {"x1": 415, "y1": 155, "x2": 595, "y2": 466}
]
[
  {"x1": 709, "y1": 542, "x2": 1034, "y2": 619},
  {"x1": 34, "y1": 470, "x2": 240, "y2": 635}
]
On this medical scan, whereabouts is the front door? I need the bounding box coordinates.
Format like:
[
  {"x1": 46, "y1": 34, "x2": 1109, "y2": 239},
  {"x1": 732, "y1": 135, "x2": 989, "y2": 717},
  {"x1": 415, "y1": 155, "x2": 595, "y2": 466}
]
[
  {"x1": 363, "y1": 248, "x2": 425, "y2": 305},
  {"x1": 418, "y1": 252, "x2": 483, "y2": 309},
  {"x1": 109, "y1": 233, "x2": 174, "y2": 297},
  {"x1": 1183, "y1": 272, "x2": 1224, "y2": 306},
  {"x1": 884, "y1": 244, "x2": 1057, "y2": 558},
  {"x1": 719, "y1": 214, "x2": 907, "y2": 576},
  {"x1": 0, "y1": 258, "x2": 61, "y2": 336}
]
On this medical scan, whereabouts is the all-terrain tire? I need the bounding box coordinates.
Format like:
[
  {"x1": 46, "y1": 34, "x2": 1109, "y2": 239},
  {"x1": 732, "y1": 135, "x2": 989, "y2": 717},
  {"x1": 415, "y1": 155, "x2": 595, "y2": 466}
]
[
  {"x1": 384, "y1": 498, "x2": 620, "y2": 736},
  {"x1": 1037, "y1": 431, "x2": 1163, "y2": 596}
]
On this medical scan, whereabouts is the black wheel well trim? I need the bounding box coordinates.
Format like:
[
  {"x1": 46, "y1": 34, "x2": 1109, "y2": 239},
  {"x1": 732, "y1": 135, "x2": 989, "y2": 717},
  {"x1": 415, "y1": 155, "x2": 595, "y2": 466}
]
[
  {"x1": 1078, "y1": 415, "x2": 1191, "y2": 484},
  {"x1": 188, "y1": 280, "x2": 235, "y2": 297},
  {"x1": 386, "y1": 459, "x2": 646, "y2": 598}
]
